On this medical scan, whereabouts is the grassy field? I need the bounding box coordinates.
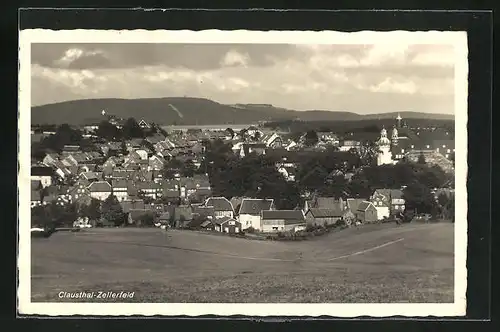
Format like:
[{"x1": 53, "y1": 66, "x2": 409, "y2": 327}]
[{"x1": 31, "y1": 222, "x2": 454, "y2": 303}]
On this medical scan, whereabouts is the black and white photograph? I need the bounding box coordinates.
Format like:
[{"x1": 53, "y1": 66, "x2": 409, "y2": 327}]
[{"x1": 18, "y1": 29, "x2": 468, "y2": 317}]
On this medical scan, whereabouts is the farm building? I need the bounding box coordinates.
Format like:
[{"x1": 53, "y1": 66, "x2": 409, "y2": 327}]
[
  {"x1": 260, "y1": 210, "x2": 306, "y2": 233},
  {"x1": 205, "y1": 197, "x2": 235, "y2": 219},
  {"x1": 355, "y1": 201, "x2": 378, "y2": 224},
  {"x1": 305, "y1": 207, "x2": 345, "y2": 227},
  {"x1": 238, "y1": 198, "x2": 274, "y2": 230},
  {"x1": 303, "y1": 196, "x2": 345, "y2": 212},
  {"x1": 214, "y1": 217, "x2": 241, "y2": 234}
]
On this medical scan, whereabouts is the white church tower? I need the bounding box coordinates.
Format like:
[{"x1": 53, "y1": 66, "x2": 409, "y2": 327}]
[
  {"x1": 391, "y1": 126, "x2": 399, "y2": 146},
  {"x1": 376, "y1": 127, "x2": 393, "y2": 166}
]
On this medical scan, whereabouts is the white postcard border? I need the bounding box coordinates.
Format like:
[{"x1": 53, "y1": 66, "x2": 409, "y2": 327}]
[{"x1": 18, "y1": 29, "x2": 468, "y2": 317}]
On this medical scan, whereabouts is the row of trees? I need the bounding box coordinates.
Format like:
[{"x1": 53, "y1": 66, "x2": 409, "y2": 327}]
[
  {"x1": 31, "y1": 195, "x2": 159, "y2": 229},
  {"x1": 95, "y1": 117, "x2": 166, "y2": 141},
  {"x1": 202, "y1": 139, "x2": 301, "y2": 209},
  {"x1": 201, "y1": 138, "x2": 453, "y2": 216}
]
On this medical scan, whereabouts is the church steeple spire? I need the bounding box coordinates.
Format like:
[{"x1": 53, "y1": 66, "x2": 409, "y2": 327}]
[{"x1": 396, "y1": 113, "x2": 402, "y2": 128}]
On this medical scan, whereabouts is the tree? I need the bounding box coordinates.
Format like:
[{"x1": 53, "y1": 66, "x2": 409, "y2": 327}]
[
  {"x1": 253, "y1": 131, "x2": 262, "y2": 141},
  {"x1": 101, "y1": 195, "x2": 125, "y2": 226},
  {"x1": 122, "y1": 118, "x2": 144, "y2": 139},
  {"x1": 139, "y1": 213, "x2": 156, "y2": 227},
  {"x1": 161, "y1": 158, "x2": 184, "y2": 179},
  {"x1": 417, "y1": 151, "x2": 426, "y2": 164},
  {"x1": 39, "y1": 124, "x2": 84, "y2": 152},
  {"x1": 437, "y1": 192, "x2": 455, "y2": 220},
  {"x1": 120, "y1": 141, "x2": 128, "y2": 155},
  {"x1": 403, "y1": 182, "x2": 438, "y2": 216},
  {"x1": 183, "y1": 159, "x2": 196, "y2": 177},
  {"x1": 82, "y1": 198, "x2": 101, "y2": 221},
  {"x1": 226, "y1": 128, "x2": 235, "y2": 138},
  {"x1": 96, "y1": 120, "x2": 121, "y2": 140},
  {"x1": 304, "y1": 130, "x2": 319, "y2": 146}
]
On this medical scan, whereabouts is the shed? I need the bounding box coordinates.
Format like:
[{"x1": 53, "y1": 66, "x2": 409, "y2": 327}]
[
  {"x1": 355, "y1": 201, "x2": 378, "y2": 223},
  {"x1": 214, "y1": 217, "x2": 242, "y2": 234}
]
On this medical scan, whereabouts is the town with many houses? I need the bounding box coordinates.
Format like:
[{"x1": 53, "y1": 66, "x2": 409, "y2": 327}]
[{"x1": 30, "y1": 110, "x2": 455, "y2": 237}]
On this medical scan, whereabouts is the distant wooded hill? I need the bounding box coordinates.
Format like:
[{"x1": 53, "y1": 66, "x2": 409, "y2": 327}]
[{"x1": 31, "y1": 97, "x2": 455, "y2": 126}]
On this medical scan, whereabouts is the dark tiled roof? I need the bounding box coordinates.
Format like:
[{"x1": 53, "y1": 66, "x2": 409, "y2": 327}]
[
  {"x1": 120, "y1": 200, "x2": 145, "y2": 213},
  {"x1": 239, "y1": 199, "x2": 274, "y2": 215},
  {"x1": 192, "y1": 205, "x2": 215, "y2": 218},
  {"x1": 31, "y1": 191, "x2": 41, "y2": 201},
  {"x1": 372, "y1": 189, "x2": 404, "y2": 200},
  {"x1": 88, "y1": 181, "x2": 112, "y2": 192},
  {"x1": 308, "y1": 207, "x2": 343, "y2": 218},
  {"x1": 357, "y1": 201, "x2": 374, "y2": 211},
  {"x1": 31, "y1": 166, "x2": 54, "y2": 176},
  {"x1": 159, "y1": 212, "x2": 170, "y2": 220},
  {"x1": 214, "y1": 217, "x2": 239, "y2": 225},
  {"x1": 31, "y1": 180, "x2": 42, "y2": 190},
  {"x1": 261, "y1": 210, "x2": 305, "y2": 222},
  {"x1": 112, "y1": 179, "x2": 129, "y2": 189},
  {"x1": 163, "y1": 189, "x2": 180, "y2": 198},
  {"x1": 346, "y1": 198, "x2": 366, "y2": 212},
  {"x1": 205, "y1": 197, "x2": 234, "y2": 212}
]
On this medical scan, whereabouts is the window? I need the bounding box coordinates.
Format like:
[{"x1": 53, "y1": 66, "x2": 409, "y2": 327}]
[
  {"x1": 411, "y1": 145, "x2": 414, "y2": 149},
  {"x1": 426, "y1": 145, "x2": 430, "y2": 149},
  {"x1": 401, "y1": 149, "x2": 405, "y2": 153},
  {"x1": 75, "y1": 194, "x2": 79, "y2": 199},
  {"x1": 447, "y1": 149, "x2": 451, "y2": 153}
]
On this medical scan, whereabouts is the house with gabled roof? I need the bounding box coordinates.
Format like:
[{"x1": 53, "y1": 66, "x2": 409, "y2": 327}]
[
  {"x1": 370, "y1": 189, "x2": 405, "y2": 219},
  {"x1": 214, "y1": 217, "x2": 242, "y2": 234},
  {"x1": 31, "y1": 165, "x2": 54, "y2": 188},
  {"x1": 80, "y1": 171, "x2": 99, "y2": 182},
  {"x1": 146, "y1": 134, "x2": 166, "y2": 145},
  {"x1": 260, "y1": 132, "x2": 282, "y2": 148},
  {"x1": 149, "y1": 155, "x2": 165, "y2": 171},
  {"x1": 204, "y1": 197, "x2": 234, "y2": 219},
  {"x1": 304, "y1": 196, "x2": 345, "y2": 213},
  {"x1": 138, "y1": 119, "x2": 150, "y2": 129},
  {"x1": 88, "y1": 181, "x2": 112, "y2": 201},
  {"x1": 31, "y1": 179, "x2": 43, "y2": 191},
  {"x1": 31, "y1": 190, "x2": 42, "y2": 207},
  {"x1": 305, "y1": 207, "x2": 345, "y2": 227},
  {"x1": 238, "y1": 198, "x2": 274, "y2": 230},
  {"x1": 135, "y1": 181, "x2": 162, "y2": 199},
  {"x1": 42, "y1": 153, "x2": 59, "y2": 166},
  {"x1": 355, "y1": 201, "x2": 378, "y2": 223},
  {"x1": 111, "y1": 179, "x2": 130, "y2": 201},
  {"x1": 260, "y1": 210, "x2": 306, "y2": 233},
  {"x1": 120, "y1": 199, "x2": 145, "y2": 213},
  {"x1": 69, "y1": 182, "x2": 91, "y2": 205}
]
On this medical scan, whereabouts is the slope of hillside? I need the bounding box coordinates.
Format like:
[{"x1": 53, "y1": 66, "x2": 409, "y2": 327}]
[
  {"x1": 31, "y1": 98, "x2": 294, "y2": 126},
  {"x1": 31, "y1": 97, "x2": 454, "y2": 126}
]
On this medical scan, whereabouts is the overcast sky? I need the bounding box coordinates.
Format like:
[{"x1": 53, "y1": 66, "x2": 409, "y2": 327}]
[{"x1": 31, "y1": 43, "x2": 455, "y2": 114}]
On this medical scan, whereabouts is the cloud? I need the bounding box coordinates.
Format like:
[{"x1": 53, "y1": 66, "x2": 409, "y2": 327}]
[
  {"x1": 220, "y1": 50, "x2": 250, "y2": 67},
  {"x1": 30, "y1": 43, "x2": 457, "y2": 114}
]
